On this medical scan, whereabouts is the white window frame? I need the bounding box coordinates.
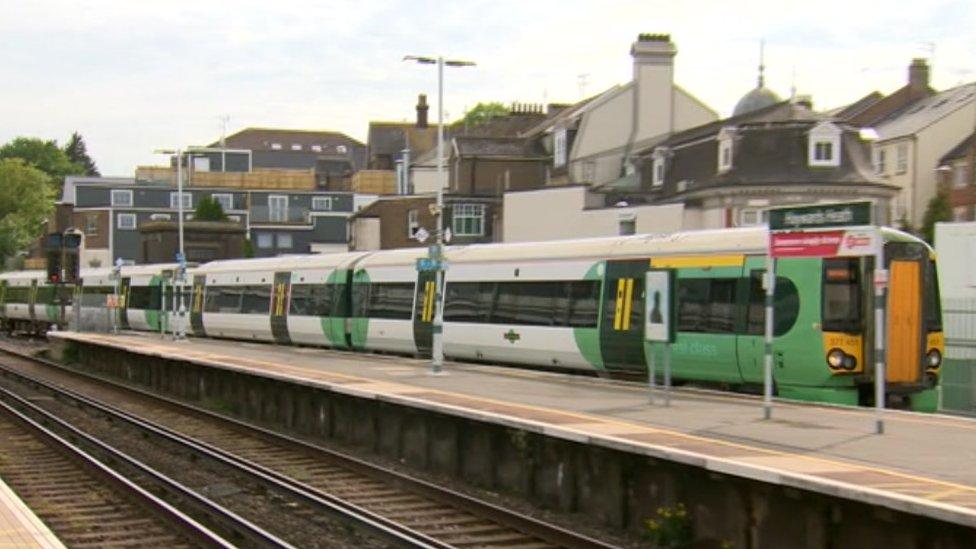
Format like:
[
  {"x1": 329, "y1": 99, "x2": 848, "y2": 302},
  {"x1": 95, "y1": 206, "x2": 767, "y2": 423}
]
[
  {"x1": 149, "y1": 213, "x2": 172, "y2": 221},
  {"x1": 291, "y1": 144, "x2": 302, "y2": 151},
  {"x1": 808, "y1": 121, "x2": 841, "y2": 167},
  {"x1": 407, "y1": 209, "x2": 419, "y2": 237},
  {"x1": 452, "y1": 203, "x2": 485, "y2": 237},
  {"x1": 256, "y1": 232, "x2": 273, "y2": 249},
  {"x1": 111, "y1": 189, "x2": 133, "y2": 207},
  {"x1": 717, "y1": 127, "x2": 734, "y2": 173},
  {"x1": 192, "y1": 156, "x2": 211, "y2": 172},
  {"x1": 875, "y1": 148, "x2": 887, "y2": 174},
  {"x1": 651, "y1": 147, "x2": 668, "y2": 187},
  {"x1": 211, "y1": 193, "x2": 233, "y2": 211},
  {"x1": 170, "y1": 192, "x2": 192, "y2": 210},
  {"x1": 553, "y1": 128, "x2": 567, "y2": 168},
  {"x1": 311, "y1": 196, "x2": 333, "y2": 211},
  {"x1": 268, "y1": 195, "x2": 288, "y2": 222},
  {"x1": 276, "y1": 233, "x2": 293, "y2": 248},
  {"x1": 896, "y1": 143, "x2": 908, "y2": 174},
  {"x1": 84, "y1": 214, "x2": 99, "y2": 236},
  {"x1": 336, "y1": 145, "x2": 348, "y2": 154},
  {"x1": 270, "y1": 143, "x2": 282, "y2": 150},
  {"x1": 311, "y1": 144, "x2": 322, "y2": 153},
  {"x1": 739, "y1": 208, "x2": 763, "y2": 227},
  {"x1": 117, "y1": 213, "x2": 137, "y2": 230},
  {"x1": 954, "y1": 165, "x2": 969, "y2": 188}
]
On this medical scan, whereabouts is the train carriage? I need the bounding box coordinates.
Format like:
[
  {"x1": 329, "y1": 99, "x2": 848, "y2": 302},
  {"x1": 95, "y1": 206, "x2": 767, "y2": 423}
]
[
  {"x1": 120, "y1": 263, "x2": 184, "y2": 332},
  {"x1": 0, "y1": 270, "x2": 66, "y2": 333}
]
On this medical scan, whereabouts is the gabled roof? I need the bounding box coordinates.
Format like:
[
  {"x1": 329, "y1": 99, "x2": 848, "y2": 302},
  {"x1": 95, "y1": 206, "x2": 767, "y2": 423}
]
[
  {"x1": 213, "y1": 127, "x2": 365, "y2": 150},
  {"x1": 940, "y1": 131, "x2": 976, "y2": 164},
  {"x1": 367, "y1": 122, "x2": 437, "y2": 158},
  {"x1": 876, "y1": 83, "x2": 976, "y2": 141},
  {"x1": 519, "y1": 87, "x2": 618, "y2": 138},
  {"x1": 828, "y1": 91, "x2": 884, "y2": 120}
]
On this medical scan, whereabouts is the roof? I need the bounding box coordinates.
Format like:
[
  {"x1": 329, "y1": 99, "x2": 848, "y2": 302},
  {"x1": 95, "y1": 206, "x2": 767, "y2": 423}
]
[
  {"x1": 453, "y1": 136, "x2": 548, "y2": 158},
  {"x1": 62, "y1": 176, "x2": 135, "y2": 204},
  {"x1": 213, "y1": 127, "x2": 365, "y2": 150},
  {"x1": 940, "y1": 131, "x2": 976, "y2": 163},
  {"x1": 829, "y1": 91, "x2": 884, "y2": 120},
  {"x1": 519, "y1": 87, "x2": 617, "y2": 138},
  {"x1": 733, "y1": 86, "x2": 782, "y2": 117},
  {"x1": 876, "y1": 83, "x2": 976, "y2": 141},
  {"x1": 367, "y1": 122, "x2": 438, "y2": 159}
]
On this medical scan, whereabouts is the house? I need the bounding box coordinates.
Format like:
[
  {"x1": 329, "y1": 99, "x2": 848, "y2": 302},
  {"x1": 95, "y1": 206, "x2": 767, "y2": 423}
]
[
  {"x1": 57, "y1": 176, "x2": 357, "y2": 265},
  {"x1": 214, "y1": 127, "x2": 367, "y2": 190},
  {"x1": 367, "y1": 94, "x2": 438, "y2": 171},
  {"x1": 938, "y1": 131, "x2": 976, "y2": 221},
  {"x1": 349, "y1": 194, "x2": 496, "y2": 250},
  {"x1": 836, "y1": 59, "x2": 936, "y2": 128},
  {"x1": 527, "y1": 34, "x2": 717, "y2": 189},
  {"x1": 872, "y1": 82, "x2": 976, "y2": 227}
]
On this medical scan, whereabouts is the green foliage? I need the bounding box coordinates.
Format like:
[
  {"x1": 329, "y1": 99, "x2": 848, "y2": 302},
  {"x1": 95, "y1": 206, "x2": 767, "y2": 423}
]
[
  {"x1": 0, "y1": 137, "x2": 84, "y2": 190},
  {"x1": 243, "y1": 238, "x2": 255, "y2": 258},
  {"x1": 921, "y1": 189, "x2": 952, "y2": 244},
  {"x1": 63, "y1": 132, "x2": 100, "y2": 176},
  {"x1": 194, "y1": 196, "x2": 228, "y2": 221},
  {"x1": 643, "y1": 503, "x2": 693, "y2": 548},
  {"x1": 0, "y1": 159, "x2": 55, "y2": 267},
  {"x1": 456, "y1": 102, "x2": 508, "y2": 128}
]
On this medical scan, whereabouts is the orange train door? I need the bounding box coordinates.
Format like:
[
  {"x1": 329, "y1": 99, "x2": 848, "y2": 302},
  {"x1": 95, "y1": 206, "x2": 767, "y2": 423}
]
[{"x1": 886, "y1": 260, "x2": 922, "y2": 383}]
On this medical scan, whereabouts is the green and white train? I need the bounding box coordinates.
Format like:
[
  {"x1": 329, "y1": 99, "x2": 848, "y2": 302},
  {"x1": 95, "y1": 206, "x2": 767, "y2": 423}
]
[{"x1": 0, "y1": 227, "x2": 944, "y2": 410}]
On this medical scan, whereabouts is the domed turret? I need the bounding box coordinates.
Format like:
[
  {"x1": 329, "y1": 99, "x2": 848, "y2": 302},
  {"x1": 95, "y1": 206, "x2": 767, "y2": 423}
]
[{"x1": 732, "y1": 40, "x2": 782, "y2": 117}]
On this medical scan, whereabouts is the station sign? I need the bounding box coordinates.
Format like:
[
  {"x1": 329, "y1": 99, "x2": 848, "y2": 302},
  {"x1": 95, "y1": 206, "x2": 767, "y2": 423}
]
[
  {"x1": 415, "y1": 258, "x2": 446, "y2": 272},
  {"x1": 768, "y1": 201, "x2": 873, "y2": 231}
]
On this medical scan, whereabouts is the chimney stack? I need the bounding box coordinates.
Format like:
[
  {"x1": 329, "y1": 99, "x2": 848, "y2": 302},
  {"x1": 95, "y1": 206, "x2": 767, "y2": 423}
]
[
  {"x1": 909, "y1": 58, "x2": 929, "y2": 92},
  {"x1": 416, "y1": 94, "x2": 429, "y2": 128},
  {"x1": 630, "y1": 33, "x2": 677, "y2": 140}
]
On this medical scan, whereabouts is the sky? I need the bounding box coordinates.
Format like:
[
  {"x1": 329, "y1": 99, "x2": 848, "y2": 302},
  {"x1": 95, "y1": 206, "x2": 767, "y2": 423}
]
[{"x1": 1, "y1": 0, "x2": 974, "y2": 176}]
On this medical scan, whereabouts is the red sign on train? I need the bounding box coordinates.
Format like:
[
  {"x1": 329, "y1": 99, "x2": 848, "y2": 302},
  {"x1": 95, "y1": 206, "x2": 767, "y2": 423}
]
[{"x1": 770, "y1": 230, "x2": 877, "y2": 258}]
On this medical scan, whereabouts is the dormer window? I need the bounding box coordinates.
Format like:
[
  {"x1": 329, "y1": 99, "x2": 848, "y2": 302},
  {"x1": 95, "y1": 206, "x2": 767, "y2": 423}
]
[
  {"x1": 808, "y1": 121, "x2": 842, "y2": 167},
  {"x1": 651, "y1": 147, "x2": 669, "y2": 187},
  {"x1": 717, "y1": 127, "x2": 735, "y2": 173}
]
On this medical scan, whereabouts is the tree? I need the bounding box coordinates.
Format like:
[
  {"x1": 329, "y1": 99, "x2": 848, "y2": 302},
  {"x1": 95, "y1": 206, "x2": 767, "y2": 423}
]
[
  {"x1": 193, "y1": 197, "x2": 228, "y2": 222},
  {"x1": 63, "y1": 132, "x2": 100, "y2": 176},
  {"x1": 455, "y1": 102, "x2": 508, "y2": 129},
  {"x1": 921, "y1": 188, "x2": 952, "y2": 244},
  {"x1": 0, "y1": 159, "x2": 54, "y2": 267},
  {"x1": 0, "y1": 137, "x2": 84, "y2": 192}
]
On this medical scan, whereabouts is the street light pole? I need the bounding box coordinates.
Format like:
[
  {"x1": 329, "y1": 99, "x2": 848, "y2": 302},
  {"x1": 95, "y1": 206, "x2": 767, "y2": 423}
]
[
  {"x1": 404, "y1": 54, "x2": 474, "y2": 375},
  {"x1": 154, "y1": 148, "x2": 188, "y2": 341}
]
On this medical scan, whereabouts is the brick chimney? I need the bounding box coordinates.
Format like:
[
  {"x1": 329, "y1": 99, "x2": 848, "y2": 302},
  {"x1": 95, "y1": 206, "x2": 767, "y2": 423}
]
[
  {"x1": 909, "y1": 58, "x2": 929, "y2": 92},
  {"x1": 416, "y1": 94, "x2": 429, "y2": 128}
]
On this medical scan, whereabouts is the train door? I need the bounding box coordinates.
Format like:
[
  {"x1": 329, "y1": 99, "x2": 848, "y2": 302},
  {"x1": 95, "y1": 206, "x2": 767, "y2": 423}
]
[
  {"x1": 887, "y1": 259, "x2": 923, "y2": 384},
  {"x1": 0, "y1": 281, "x2": 6, "y2": 324},
  {"x1": 735, "y1": 257, "x2": 766, "y2": 384},
  {"x1": 28, "y1": 279, "x2": 37, "y2": 324},
  {"x1": 118, "y1": 277, "x2": 131, "y2": 330},
  {"x1": 599, "y1": 260, "x2": 648, "y2": 373},
  {"x1": 270, "y1": 272, "x2": 291, "y2": 344},
  {"x1": 190, "y1": 275, "x2": 206, "y2": 337},
  {"x1": 413, "y1": 272, "x2": 436, "y2": 355}
]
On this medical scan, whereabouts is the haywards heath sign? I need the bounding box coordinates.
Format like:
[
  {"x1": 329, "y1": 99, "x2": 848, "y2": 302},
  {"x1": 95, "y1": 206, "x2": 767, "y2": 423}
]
[{"x1": 768, "y1": 201, "x2": 873, "y2": 231}]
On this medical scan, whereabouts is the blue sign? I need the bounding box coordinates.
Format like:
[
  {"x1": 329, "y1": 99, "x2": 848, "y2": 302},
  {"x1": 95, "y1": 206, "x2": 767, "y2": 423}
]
[
  {"x1": 416, "y1": 258, "x2": 445, "y2": 272},
  {"x1": 175, "y1": 252, "x2": 185, "y2": 266}
]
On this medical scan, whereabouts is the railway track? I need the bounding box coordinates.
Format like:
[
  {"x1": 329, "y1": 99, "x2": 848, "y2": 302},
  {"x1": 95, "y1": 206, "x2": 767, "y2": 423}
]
[
  {"x1": 0, "y1": 392, "x2": 231, "y2": 548},
  {"x1": 0, "y1": 344, "x2": 618, "y2": 548}
]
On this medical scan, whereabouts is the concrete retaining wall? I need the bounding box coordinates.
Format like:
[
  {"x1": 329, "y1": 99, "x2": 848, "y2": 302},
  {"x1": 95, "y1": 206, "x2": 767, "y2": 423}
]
[{"x1": 52, "y1": 338, "x2": 974, "y2": 548}]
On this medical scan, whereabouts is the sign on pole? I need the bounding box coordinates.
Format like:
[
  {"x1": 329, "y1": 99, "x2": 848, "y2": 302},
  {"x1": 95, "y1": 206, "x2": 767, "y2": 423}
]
[{"x1": 645, "y1": 269, "x2": 675, "y2": 405}]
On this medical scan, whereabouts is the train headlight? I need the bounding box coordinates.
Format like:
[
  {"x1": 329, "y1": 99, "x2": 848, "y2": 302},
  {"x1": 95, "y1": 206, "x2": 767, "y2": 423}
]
[
  {"x1": 827, "y1": 348, "x2": 846, "y2": 369},
  {"x1": 926, "y1": 349, "x2": 942, "y2": 369}
]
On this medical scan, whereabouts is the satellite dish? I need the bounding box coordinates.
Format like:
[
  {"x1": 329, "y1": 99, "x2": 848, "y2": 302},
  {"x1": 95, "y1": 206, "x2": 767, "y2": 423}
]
[{"x1": 414, "y1": 227, "x2": 430, "y2": 243}]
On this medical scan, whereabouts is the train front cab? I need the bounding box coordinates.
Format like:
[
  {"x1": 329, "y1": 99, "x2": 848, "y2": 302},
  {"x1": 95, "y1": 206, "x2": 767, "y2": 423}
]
[{"x1": 814, "y1": 239, "x2": 942, "y2": 411}]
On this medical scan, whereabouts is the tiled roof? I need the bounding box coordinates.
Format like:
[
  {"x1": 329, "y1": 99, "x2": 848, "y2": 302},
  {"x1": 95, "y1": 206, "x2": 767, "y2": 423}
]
[
  {"x1": 214, "y1": 127, "x2": 365, "y2": 150},
  {"x1": 875, "y1": 83, "x2": 975, "y2": 139},
  {"x1": 940, "y1": 131, "x2": 976, "y2": 163}
]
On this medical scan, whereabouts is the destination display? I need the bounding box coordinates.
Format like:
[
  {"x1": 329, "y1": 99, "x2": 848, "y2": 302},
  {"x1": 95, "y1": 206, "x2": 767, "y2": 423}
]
[{"x1": 770, "y1": 229, "x2": 878, "y2": 258}]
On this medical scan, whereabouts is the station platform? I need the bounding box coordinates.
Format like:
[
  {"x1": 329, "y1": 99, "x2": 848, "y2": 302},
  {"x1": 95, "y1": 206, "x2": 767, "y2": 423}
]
[
  {"x1": 48, "y1": 331, "x2": 976, "y2": 530},
  {"x1": 0, "y1": 477, "x2": 64, "y2": 549}
]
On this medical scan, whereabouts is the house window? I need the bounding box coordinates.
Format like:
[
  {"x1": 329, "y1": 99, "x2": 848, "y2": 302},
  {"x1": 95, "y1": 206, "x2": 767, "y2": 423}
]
[
  {"x1": 268, "y1": 195, "x2": 288, "y2": 222},
  {"x1": 618, "y1": 218, "x2": 635, "y2": 236},
  {"x1": 719, "y1": 140, "x2": 733, "y2": 172},
  {"x1": 896, "y1": 143, "x2": 908, "y2": 174},
  {"x1": 256, "y1": 232, "x2": 273, "y2": 249},
  {"x1": 291, "y1": 144, "x2": 302, "y2": 151},
  {"x1": 277, "y1": 233, "x2": 293, "y2": 248},
  {"x1": 270, "y1": 143, "x2": 282, "y2": 150},
  {"x1": 111, "y1": 189, "x2": 133, "y2": 207},
  {"x1": 876, "y1": 148, "x2": 887, "y2": 174},
  {"x1": 84, "y1": 214, "x2": 99, "y2": 236},
  {"x1": 407, "y1": 209, "x2": 419, "y2": 237},
  {"x1": 581, "y1": 161, "x2": 596, "y2": 183},
  {"x1": 192, "y1": 156, "x2": 210, "y2": 172},
  {"x1": 211, "y1": 193, "x2": 233, "y2": 211},
  {"x1": 149, "y1": 213, "x2": 172, "y2": 221},
  {"x1": 953, "y1": 206, "x2": 969, "y2": 221},
  {"x1": 311, "y1": 145, "x2": 322, "y2": 153},
  {"x1": 553, "y1": 128, "x2": 567, "y2": 168},
  {"x1": 808, "y1": 122, "x2": 841, "y2": 167},
  {"x1": 651, "y1": 147, "x2": 667, "y2": 187},
  {"x1": 452, "y1": 203, "x2": 485, "y2": 237},
  {"x1": 739, "y1": 209, "x2": 763, "y2": 227},
  {"x1": 170, "y1": 192, "x2": 192, "y2": 210},
  {"x1": 336, "y1": 145, "x2": 348, "y2": 154},
  {"x1": 117, "y1": 213, "x2": 137, "y2": 230},
  {"x1": 955, "y1": 166, "x2": 969, "y2": 188},
  {"x1": 312, "y1": 196, "x2": 332, "y2": 211}
]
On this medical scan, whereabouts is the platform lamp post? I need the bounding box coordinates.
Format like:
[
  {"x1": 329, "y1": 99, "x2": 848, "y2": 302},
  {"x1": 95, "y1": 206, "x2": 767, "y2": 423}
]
[
  {"x1": 153, "y1": 148, "x2": 188, "y2": 342},
  {"x1": 403, "y1": 54, "x2": 475, "y2": 374}
]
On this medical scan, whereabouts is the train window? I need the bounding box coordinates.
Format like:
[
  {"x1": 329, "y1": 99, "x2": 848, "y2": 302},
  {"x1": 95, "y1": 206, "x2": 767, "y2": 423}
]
[
  {"x1": 34, "y1": 286, "x2": 55, "y2": 305},
  {"x1": 354, "y1": 283, "x2": 414, "y2": 320},
  {"x1": 445, "y1": 282, "x2": 487, "y2": 323},
  {"x1": 5, "y1": 287, "x2": 30, "y2": 303},
  {"x1": 128, "y1": 286, "x2": 151, "y2": 309},
  {"x1": 289, "y1": 284, "x2": 334, "y2": 317},
  {"x1": 747, "y1": 272, "x2": 801, "y2": 336},
  {"x1": 444, "y1": 280, "x2": 600, "y2": 328},
  {"x1": 80, "y1": 286, "x2": 114, "y2": 307},
  {"x1": 924, "y1": 260, "x2": 943, "y2": 332},
  {"x1": 708, "y1": 279, "x2": 736, "y2": 332},
  {"x1": 822, "y1": 259, "x2": 862, "y2": 333},
  {"x1": 204, "y1": 286, "x2": 243, "y2": 313},
  {"x1": 566, "y1": 281, "x2": 600, "y2": 328},
  {"x1": 517, "y1": 283, "x2": 558, "y2": 326},
  {"x1": 677, "y1": 279, "x2": 709, "y2": 332},
  {"x1": 241, "y1": 285, "x2": 271, "y2": 314}
]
